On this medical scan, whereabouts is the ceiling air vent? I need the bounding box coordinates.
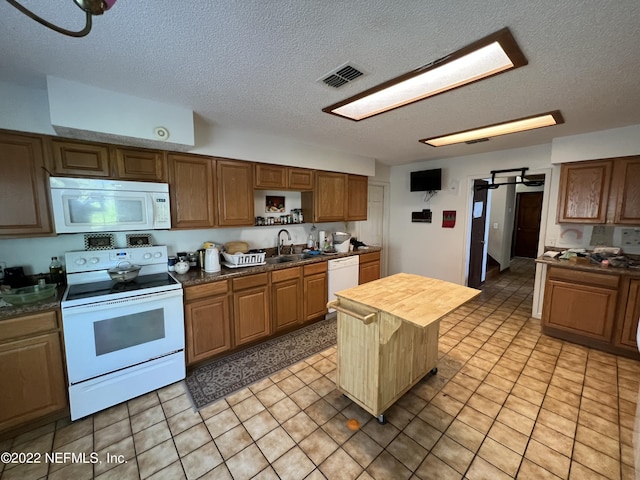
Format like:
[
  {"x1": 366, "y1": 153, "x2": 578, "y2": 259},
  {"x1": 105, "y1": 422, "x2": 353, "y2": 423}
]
[
  {"x1": 465, "y1": 138, "x2": 490, "y2": 145},
  {"x1": 320, "y1": 64, "x2": 364, "y2": 88}
]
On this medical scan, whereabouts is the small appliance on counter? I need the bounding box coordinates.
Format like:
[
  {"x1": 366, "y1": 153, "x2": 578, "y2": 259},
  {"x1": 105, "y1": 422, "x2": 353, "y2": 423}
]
[
  {"x1": 333, "y1": 232, "x2": 352, "y2": 253},
  {"x1": 3, "y1": 266, "x2": 30, "y2": 288},
  {"x1": 204, "y1": 247, "x2": 221, "y2": 273}
]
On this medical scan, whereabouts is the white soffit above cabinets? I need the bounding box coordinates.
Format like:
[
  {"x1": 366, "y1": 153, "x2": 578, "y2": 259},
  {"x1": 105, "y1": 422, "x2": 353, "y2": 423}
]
[{"x1": 47, "y1": 76, "x2": 195, "y2": 151}]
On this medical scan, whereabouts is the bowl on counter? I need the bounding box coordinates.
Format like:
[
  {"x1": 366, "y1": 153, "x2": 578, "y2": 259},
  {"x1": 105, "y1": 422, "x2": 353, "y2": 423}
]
[{"x1": 0, "y1": 283, "x2": 57, "y2": 305}]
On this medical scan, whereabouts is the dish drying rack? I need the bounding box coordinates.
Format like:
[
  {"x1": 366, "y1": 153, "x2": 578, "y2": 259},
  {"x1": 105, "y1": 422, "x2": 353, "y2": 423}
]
[{"x1": 222, "y1": 251, "x2": 266, "y2": 268}]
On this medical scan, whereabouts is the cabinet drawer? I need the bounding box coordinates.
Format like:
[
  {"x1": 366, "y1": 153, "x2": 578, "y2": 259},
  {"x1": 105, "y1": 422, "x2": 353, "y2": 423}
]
[
  {"x1": 233, "y1": 273, "x2": 269, "y2": 290},
  {"x1": 304, "y1": 262, "x2": 327, "y2": 276},
  {"x1": 547, "y1": 266, "x2": 619, "y2": 289},
  {"x1": 272, "y1": 266, "x2": 302, "y2": 283},
  {"x1": 0, "y1": 311, "x2": 59, "y2": 343},
  {"x1": 359, "y1": 251, "x2": 381, "y2": 264},
  {"x1": 184, "y1": 280, "x2": 229, "y2": 302}
]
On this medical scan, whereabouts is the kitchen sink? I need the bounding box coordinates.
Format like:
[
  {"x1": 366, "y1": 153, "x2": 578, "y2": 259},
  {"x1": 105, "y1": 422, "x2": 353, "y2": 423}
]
[{"x1": 265, "y1": 253, "x2": 315, "y2": 264}]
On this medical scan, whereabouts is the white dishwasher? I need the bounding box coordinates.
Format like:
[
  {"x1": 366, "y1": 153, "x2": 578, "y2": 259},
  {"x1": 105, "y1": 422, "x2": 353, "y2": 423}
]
[{"x1": 328, "y1": 255, "x2": 360, "y2": 312}]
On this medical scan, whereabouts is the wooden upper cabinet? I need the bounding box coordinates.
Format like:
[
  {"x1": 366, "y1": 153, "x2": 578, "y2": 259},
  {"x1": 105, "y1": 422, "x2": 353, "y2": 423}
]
[
  {"x1": 302, "y1": 171, "x2": 347, "y2": 223},
  {"x1": 254, "y1": 164, "x2": 313, "y2": 191},
  {"x1": 346, "y1": 174, "x2": 368, "y2": 221},
  {"x1": 255, "y1": 164, "x2": 287, "y2": 189},
  {"x1": 612, "y1": 156, "x2": 640, "y2": 224},
  {"x1": 115, "y1": 147, "x2": 165, "y2": 182},
  {"x1": 50, "y1": 139, "x2": 166, "y2": 182},
  {"x1": 557, "y1": 159, "x2": 612, "y2": 223},
  {"x1": 557, "y1": 156, "x2": 640, "y2": 225},
  {"x1": 168, "y1": 153, "x2": 216, "y2": 229},
  {"x1": 288, "y1": 168, "x2": 313, "y2": 190},
  {"x1": 50, "y1": 138, "x2": 111, "y2": 177},
  {"x1": 217, "y1": 159, "x2": 254, "y2": 226},
  {"x1": 0, "y1": 132, "x2": 52, "y2": 236}
]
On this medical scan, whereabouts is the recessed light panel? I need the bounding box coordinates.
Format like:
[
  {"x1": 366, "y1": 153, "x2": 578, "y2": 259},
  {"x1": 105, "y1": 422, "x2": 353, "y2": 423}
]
[
  {"x1": 323, "y1": 28, "x2": 527, "y2": 121},
  {"x1": 420, "y1": 111, "x2": 564, "y2": 147}
]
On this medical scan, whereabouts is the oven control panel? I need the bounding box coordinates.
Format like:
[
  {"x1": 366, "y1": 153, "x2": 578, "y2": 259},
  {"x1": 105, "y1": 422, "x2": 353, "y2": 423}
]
[{"x1": 65, "y1": 246, "x2": 168, "y2": 274}]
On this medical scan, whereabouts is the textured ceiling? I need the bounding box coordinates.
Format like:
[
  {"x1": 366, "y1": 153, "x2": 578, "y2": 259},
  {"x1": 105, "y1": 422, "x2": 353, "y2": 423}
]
[{"x1": 1, "y1": 0, "x2": 639, "y2": 166}]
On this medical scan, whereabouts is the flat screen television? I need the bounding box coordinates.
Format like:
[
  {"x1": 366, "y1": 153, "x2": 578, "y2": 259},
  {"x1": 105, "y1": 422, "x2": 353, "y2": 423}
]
[{"x1": 410, "y1": 168, "x2": 442, "y2": 192}]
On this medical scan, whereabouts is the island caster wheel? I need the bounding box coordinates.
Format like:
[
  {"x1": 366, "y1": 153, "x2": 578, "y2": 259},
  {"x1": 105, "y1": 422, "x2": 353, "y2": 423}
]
[
  {"x1": 377, "y1": 414, "x2": 387, "y2": 425},
  {"x1": 431, "y1": 367, "x2": 438, "y2": 375}
]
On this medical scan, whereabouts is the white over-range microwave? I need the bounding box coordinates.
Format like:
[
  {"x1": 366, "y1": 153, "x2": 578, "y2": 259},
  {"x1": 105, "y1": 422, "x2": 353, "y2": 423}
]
[{"x1": 49, "y1": 176, "x2": 171, "y2": 233}]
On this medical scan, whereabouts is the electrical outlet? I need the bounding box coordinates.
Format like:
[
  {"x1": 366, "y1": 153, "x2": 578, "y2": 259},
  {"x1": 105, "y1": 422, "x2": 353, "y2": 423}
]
[{"x1": 0, "y1": 261, "x2": 6, "y2": 281}]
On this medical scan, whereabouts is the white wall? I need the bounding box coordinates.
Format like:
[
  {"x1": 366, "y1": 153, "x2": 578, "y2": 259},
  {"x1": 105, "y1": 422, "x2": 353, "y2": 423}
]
[
  {"x1": 0, "y1": 221, "x2": 351, "y2": 276},
  {"x1": 0, "y1": 81, "x2": 376, "y2": 177},
  {"x1": 551, "y1": 124, "x2": 640, "y2": 164},
  {"x1": 388, "y1": 144, "x2": 553, "y2": 284},
  {"x1": 487, "y1": 182, "x2": 514, "y2": 271}
]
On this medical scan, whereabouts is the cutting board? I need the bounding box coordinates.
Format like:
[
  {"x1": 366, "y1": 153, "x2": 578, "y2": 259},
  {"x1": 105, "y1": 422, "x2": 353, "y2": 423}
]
[{"x1": 225, "y1": 241, "x2": 249, "y2": 254}]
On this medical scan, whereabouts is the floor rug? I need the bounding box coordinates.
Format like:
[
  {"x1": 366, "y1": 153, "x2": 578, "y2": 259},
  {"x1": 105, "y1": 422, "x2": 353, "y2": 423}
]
[{"x1": 185, "y1": 316, "x2": 337, "y2": 411}]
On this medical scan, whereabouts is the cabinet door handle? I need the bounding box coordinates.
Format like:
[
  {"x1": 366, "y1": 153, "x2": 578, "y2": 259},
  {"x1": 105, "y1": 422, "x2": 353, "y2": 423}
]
[{"x1": 327, "y1": 300, "x2": 377, "y2": 325}]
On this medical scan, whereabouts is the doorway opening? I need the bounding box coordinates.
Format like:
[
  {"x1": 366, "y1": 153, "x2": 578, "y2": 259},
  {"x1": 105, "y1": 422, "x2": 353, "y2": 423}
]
[{"x1": 467, "y1": 173, "x2": 546, "y2": 289}]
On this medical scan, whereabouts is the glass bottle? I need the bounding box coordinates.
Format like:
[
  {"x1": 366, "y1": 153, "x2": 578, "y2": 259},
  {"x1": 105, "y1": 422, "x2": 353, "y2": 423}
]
[{"x1": 49, "y1": 256, "x2": 64, "y2": 286}]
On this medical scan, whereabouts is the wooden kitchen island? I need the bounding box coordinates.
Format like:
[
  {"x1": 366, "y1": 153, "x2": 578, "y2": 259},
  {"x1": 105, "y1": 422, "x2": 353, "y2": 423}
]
[{"x1": 329, "y1": 273, "x2": 480, "y2": 423}]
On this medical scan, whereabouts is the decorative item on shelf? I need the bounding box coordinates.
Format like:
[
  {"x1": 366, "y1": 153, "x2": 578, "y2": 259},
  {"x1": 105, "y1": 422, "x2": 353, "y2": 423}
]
[
  {"x1": 84, "y1": 233, "x2": 115, "y2": 250},
  {"x1": 266, "y1": 195, "x2": 285, "y2": 213},
  {"x1": 126, "y1": 233, "x2": 153, "y2": 248}
]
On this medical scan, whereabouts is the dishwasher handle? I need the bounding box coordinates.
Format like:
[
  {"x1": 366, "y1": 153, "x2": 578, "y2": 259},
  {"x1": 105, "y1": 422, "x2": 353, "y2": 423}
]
[{"x1": 327, "y1": 300, "x2": 377, "y2": 325}]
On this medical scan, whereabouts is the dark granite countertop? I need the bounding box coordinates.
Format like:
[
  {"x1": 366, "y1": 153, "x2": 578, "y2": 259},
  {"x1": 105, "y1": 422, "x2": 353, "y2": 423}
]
[
  {"x1": 0, "y1": 247, "x2": 382, "y2": 319},
  {"x1": 535, "y1": 255, "x2": 640, "y2": 278},
  {"x1": 172, "y1": 247, "x2": 382, "y2": 287},
  {"x1": 0, "y1": 286, "x2": 65, "y2": 321}
]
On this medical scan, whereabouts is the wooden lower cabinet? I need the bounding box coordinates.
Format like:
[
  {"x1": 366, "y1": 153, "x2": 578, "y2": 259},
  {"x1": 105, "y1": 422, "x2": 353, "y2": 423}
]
[
  {"x1": 184, "y1": 281, "x2": 231, "y2": 366},
  {"x1": 541, "y1": 265, "x2": 640, "y2": 358},
  {"x1": 615, "y1": 277, "x2": 640, "y2": 353},
  {"x1": 233, "y1": 273, "x2": 271, "y2": 346},
  {"x1": 0, "y1": 311, "x2": 67, "y2": 435},
  {"x1": 542, "y1": 267, "x2": 618, "y2": 342},
  {"x1": 272, "y1": 267, "x2": 303, "y2": 332},
  {"x1": 359, "y1": 251, "x2": 381, "y2": 284},
  {"x1": 303, "y1": 262, "x2": 328, "y2": 321}
]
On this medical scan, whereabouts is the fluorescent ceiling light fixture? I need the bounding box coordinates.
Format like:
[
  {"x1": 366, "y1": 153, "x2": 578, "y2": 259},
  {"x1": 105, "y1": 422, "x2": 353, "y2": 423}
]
[
  {"x1": 420, "y1": 110, "x2": 564, "y2": 147},
  {"x1": 323, "y1": 28, "x2": 527, "y2": 121}
]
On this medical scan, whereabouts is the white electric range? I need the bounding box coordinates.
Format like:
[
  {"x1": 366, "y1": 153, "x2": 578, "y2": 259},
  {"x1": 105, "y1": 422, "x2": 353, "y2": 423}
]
[{"x1": 61, "y1": 246, "x2": 184, "y2": 420}]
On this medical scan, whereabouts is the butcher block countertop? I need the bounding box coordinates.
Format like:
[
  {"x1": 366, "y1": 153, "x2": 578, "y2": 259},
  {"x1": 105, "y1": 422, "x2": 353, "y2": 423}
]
[{"x1": 334, "y1": 273, "x2": 480, "y2": 328}]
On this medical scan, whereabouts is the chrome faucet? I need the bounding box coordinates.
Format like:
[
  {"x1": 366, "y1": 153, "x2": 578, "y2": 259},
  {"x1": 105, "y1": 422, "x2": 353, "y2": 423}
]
[{"x1": 277, "y1": 229, "x2": 292, "y2": 256}]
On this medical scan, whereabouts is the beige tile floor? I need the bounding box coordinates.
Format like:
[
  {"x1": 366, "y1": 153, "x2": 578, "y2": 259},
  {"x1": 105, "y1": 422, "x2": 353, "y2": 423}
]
[{"x1": 1, "y1": 258, "x2": 639, "y2": 480}]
